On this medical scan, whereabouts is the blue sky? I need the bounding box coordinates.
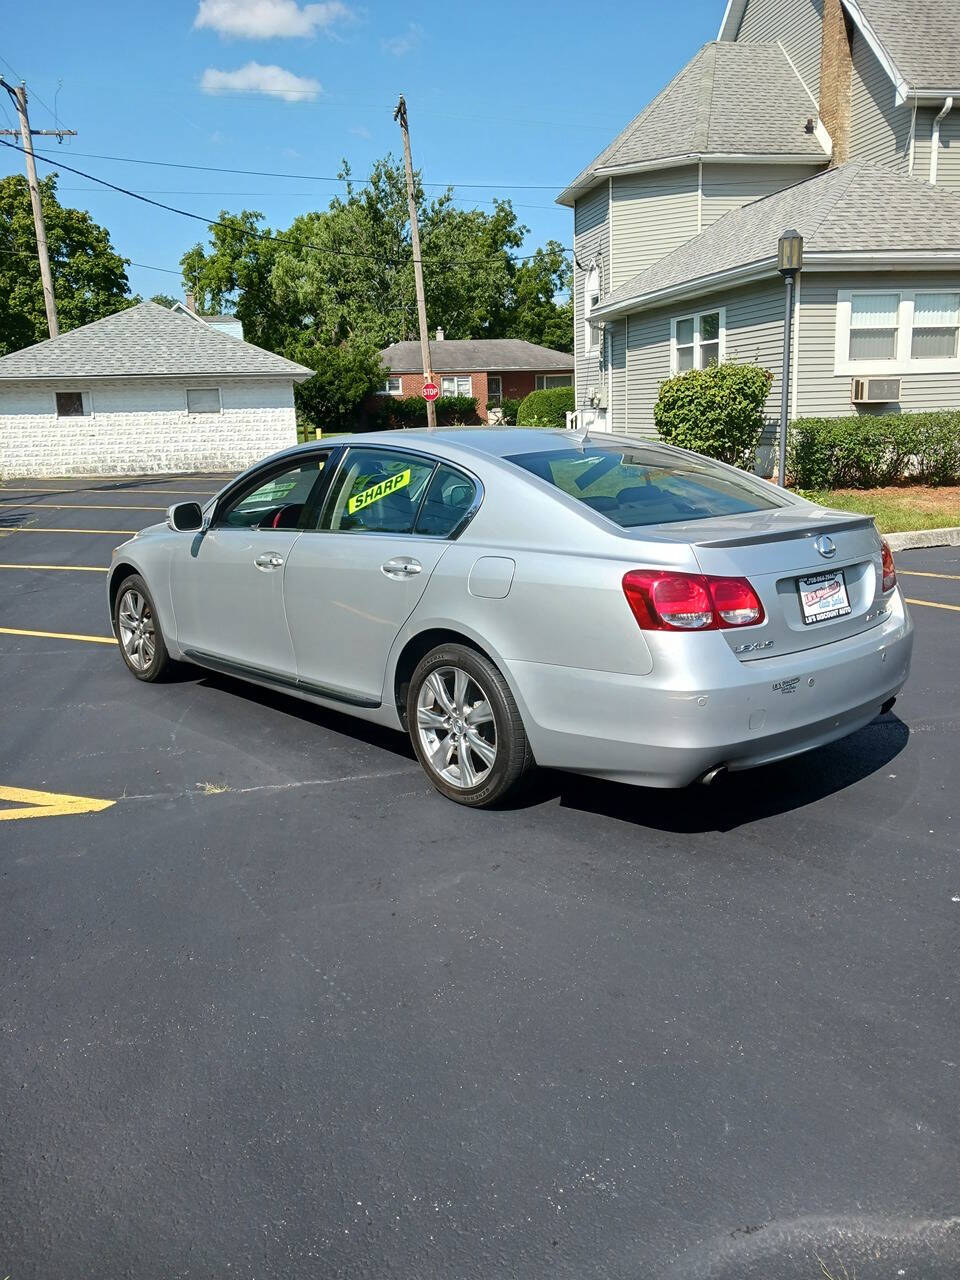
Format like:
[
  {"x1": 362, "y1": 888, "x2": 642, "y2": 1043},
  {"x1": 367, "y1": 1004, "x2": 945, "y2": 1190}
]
[{"x1": 1, "y1": 0, "x2": 722, "y2": 302}]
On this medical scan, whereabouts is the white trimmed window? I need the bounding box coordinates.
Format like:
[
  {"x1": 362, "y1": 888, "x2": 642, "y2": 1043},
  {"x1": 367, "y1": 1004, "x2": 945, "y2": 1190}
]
[
  {"x1": 441, "y1": 375, "x2": 472, "y2": 397},
  {"x1": 376, "y1": 376, "x2": 402, "y2": 396},
  {"x1": 535, "y1": 374, "x2": 573, "y2": 389},
  {"x1": 186, "y1": 387, "x2": 222, "y2": 414},
  {"x1": 671, "y1": 309, "x2": 724, "y2": 373},
  {"x1": 836, "y1": 289, "x2": 960, "y2": 373},
  {"x1": 584, "y1": 263, "x2": 601, "y2": 354}
]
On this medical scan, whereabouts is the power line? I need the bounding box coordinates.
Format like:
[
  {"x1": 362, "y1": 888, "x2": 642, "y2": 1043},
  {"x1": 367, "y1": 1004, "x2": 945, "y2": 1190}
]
[
  {"x1": 0, "y1": 136, "x2": 573, "y2": 270},
  {"x1": 12, "y1": 142, "x2": 566, "y2": 193},
  {"x1": 55, "y1": 185, "x2": 565, "y2": 213},
  {"x1": 0, "y1": 244, "x2": 182, "y2": 277}
]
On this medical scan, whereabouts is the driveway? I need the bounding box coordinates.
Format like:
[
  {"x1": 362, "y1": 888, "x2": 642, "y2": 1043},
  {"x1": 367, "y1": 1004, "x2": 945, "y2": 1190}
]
[{"x1": 1, "y1": 475, "x2": 958, "y2": 1279}]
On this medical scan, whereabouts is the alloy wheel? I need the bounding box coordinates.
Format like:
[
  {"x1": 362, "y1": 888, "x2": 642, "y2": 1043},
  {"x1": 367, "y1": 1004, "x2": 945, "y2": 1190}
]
[
  {"x1": 117, "y1": 587, "x2": 156, "y2": 673},
  {"x1": 415, "y1": 665, "x2": 498, "y2": 790}
]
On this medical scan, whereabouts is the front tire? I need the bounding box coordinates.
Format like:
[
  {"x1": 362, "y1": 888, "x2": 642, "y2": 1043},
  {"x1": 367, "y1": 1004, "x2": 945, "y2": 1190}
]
[
  {"x1": 407, "y1": 643, "x2": 534, "y2": 807},
  {"x1": 114, "y1": 574, "x2": 172, "y2": 682}
]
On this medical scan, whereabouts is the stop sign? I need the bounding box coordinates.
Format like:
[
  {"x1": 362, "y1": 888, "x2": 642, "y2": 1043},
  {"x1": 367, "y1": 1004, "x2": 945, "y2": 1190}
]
[{"x1": 423, "y1": 381, "x2": 440, "y2": 403}]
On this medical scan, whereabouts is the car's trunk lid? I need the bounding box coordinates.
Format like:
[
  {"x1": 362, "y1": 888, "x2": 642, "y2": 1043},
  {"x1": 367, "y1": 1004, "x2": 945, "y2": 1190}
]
[{"x1": 628, "y1": 506, "x2": 888, "y2": 660}]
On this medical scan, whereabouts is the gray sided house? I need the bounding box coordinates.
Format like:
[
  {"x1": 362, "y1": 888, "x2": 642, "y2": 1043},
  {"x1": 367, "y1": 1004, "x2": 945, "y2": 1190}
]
[{"x1": 561, "y1": 0, "x2": 960, "y2": 439}]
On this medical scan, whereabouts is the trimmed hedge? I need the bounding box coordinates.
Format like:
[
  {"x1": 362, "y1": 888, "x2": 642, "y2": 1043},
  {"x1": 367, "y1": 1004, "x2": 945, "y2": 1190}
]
[
  {"x1": 516, "y1": 387, "x2": 575, "y2": 429},
  {"x1": 789, "y1": 412, "x2": 960, "y2": 488},
  {"x1": 654, "y1": 362, "x2": 773, "y2": 469},
  {"x1": 375, "y1": 393, "x2": 481, "y2": 428}
]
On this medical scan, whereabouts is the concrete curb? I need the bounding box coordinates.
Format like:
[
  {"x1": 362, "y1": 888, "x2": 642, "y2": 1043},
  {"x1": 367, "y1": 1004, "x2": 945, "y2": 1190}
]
[{"x1": 886, "y1": 526, "x2": 960, "y2": 551}]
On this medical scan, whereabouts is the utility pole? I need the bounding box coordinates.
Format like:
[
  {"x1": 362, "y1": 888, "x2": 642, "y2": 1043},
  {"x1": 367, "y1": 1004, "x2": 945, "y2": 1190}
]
[
  {"x1": 0, "y1": 78, "x2": 76, "y2": 339},
  {"x1": 393, "y1": 95, "x2": 435, "y2": 429}
]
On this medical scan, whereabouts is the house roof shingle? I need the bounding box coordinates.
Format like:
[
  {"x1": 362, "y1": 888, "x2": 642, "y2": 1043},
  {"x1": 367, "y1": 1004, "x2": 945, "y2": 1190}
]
[
  {"x1": 0, "y1": 301, "x2": 314, "y2": 382},
  {"x1": 557, "y1": 41, "x2": 828, "y2": 205},
  {"x1": 595, "y1": 160, "x2": 960, "y2": 314},
  {"x1": 857, "y1": 0, "x2": 960, "y2": 92},
  {"x1": 380, "y1": 339, "x2": 574, "y2": 374}
]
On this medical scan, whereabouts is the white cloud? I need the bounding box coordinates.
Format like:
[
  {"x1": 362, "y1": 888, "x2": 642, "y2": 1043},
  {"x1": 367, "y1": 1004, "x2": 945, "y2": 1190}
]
[
  {"x1": 201, "y1": 62, "x2": 322, "y2": 101},
  {"x1": 195, "y1": 0, "x2": 352, "y2": 39},
  {"x1": 382, "y1": 23, "x2": 422, "y2": 56}
]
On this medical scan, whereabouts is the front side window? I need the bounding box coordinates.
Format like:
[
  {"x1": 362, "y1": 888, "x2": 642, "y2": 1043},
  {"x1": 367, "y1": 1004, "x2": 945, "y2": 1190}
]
[
  {"x1": 848, "y1": 293, "x2": 899, "y2": 361},
  {"x1": 187, "y1": 387, "x2": 221, "y2": 414},
  {"x1": 441, "y1": 375, "x2": 472, "y2": 397},
  {"x1": 322, "y1": 448, "x2": 435, "y2": 534},
  {"x1": 377, "y1": 376, "x2": 402, "y2": 395},
  {"x1": 911, "y1": 291, "x2": 960, "y2": 359},
  {"x1": 535, "y1": 374, "x2": 574, "y2": 390},
  {"x1": 673, "y1": 310, "x2": 723, "y2": 372},
  {"x1": 506, "y1": 445, "x2": 782, "y2": 529},
  {"x1": 216, "y1": 455, "x2": 329, "y2": 530},
  {"x1": 55, "y1": 391, "x2": 86, "y2": 417}
]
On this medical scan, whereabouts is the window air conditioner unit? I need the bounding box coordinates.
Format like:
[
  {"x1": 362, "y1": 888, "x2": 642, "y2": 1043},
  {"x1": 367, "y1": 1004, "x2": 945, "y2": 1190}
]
[{"x1": 851, "y1": 376, "x2": 901, "y2": 404}]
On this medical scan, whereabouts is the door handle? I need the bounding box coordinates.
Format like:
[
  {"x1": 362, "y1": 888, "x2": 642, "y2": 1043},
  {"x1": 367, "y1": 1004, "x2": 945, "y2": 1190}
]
[
  {"x1": 254, "y1": 552, "x2": 285, "y2": 570},
  {"x1": 381, "y1": 557, "x2": 422, "y2": 579}
]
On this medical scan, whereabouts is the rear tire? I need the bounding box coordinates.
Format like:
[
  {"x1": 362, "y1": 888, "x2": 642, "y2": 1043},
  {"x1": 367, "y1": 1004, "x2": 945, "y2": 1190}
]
[
  {"x1": 114, "y1": 574, "x2": 173, "y2": 683},
  {"x1": 407, "y1": 643, "x2": 534, "y2": 808}
]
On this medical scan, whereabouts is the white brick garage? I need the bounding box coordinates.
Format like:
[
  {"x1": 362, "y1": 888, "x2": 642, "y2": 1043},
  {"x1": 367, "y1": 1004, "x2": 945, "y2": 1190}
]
[{"x1": 0, "y1": 302, "x2": 313, "y2": 478}]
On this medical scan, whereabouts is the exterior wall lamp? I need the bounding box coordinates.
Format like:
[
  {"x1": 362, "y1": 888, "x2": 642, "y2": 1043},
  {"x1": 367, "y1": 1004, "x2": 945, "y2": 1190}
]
[{"x1": 777, "y1": 229, "x2": 803, "y2": 487}]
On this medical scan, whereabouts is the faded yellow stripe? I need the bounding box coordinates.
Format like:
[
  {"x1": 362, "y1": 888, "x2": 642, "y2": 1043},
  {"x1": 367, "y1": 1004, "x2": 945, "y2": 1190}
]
[
  {"x1": 0, "y1": 527, "x2": 137, "y2": 535},
  {"x1": 0, "y1": 501, "x2": 165, "y2": 511},
  {"x1": 899, "y1": 570, "x2": 960, "y2": 582},
  {"x1": 905, "y1": 597, "x2": 960, "y2": 613},
  {"x1": 0, "y1": 563, "x2": 108, "y2": 573},
  {"x1": 0, "y1": 625, "x2": 117, "y2": 644}
]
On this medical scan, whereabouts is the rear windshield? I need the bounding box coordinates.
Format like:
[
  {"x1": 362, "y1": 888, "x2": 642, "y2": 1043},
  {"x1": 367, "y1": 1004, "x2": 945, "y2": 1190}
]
[{"x1": 506, "y1": 445, "x2": 782, "y2": 529}]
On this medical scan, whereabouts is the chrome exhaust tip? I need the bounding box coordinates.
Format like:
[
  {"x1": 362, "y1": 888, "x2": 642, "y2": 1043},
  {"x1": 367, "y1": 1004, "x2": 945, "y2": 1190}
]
[
  {"x1": 880, "y1": 696, "x2": 897, "y2": 716},
  {"x1": 698, "y1": 764, "x2": 728, "y2": 786}
]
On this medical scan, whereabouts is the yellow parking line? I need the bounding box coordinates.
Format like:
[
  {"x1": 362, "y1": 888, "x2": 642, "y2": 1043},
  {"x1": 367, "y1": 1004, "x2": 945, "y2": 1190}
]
[
  {"x1": 0, "y1": 563, "x2": 108, "y2": 572},
  {"x1": 0, "y1": 625, "x2": 117, "y2": 644},
  {"x1": 0, "y1": 501, "x2": 166, "y2": 511},
  {"x1": 0, "y1": 527, "x2": 138, "y2": 535},
  {"x1": 900, "y1": 570, "x2": 960, "y2": 582},
  {"x1": 905, "y1": 597, "x2": 960, "y2": 613}
]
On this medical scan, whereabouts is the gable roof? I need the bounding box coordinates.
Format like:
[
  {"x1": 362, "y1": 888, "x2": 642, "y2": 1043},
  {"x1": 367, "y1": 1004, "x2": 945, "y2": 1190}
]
[
  {"x1": 557, "y1": 41, "x2": 828, "y2": 206},
  {"x1": 594, "y1": 160, "x2": 960, "y2": 316},
  {"x1": 0, "y1": 301, "x2": 313, "y2": 382},
  {"x1": 853, "y1": 0, "x2": 960, "y2": 93},
  {"x1": 380, "y1": 339, "x2": 574, "y2": 374},
  {"x1": 719, "y1": 0, "x2": 960, "y2": 95}
]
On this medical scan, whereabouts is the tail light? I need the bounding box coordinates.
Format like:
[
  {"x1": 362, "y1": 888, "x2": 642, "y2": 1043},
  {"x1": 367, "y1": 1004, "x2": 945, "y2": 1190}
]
[
  {"x1": 880, "y1": 537, "x2": 897, "y2": 592},
  {"x1": 622, "y1": 570, "x2": 765, "y2": 631}
]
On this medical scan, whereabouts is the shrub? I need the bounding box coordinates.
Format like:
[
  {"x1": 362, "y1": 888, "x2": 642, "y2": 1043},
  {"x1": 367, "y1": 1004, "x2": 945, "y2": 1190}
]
[
  {"x1": 788, "y1": 412, "x2": 960, "y2": 489},
  {"x1": 377, "y1": 394, "x2": 481, "y2": 428},
  {"x1": 654, "y1": 362, "x2": 773, "y2": 469},
  {"x1": 516, "y1": 387, "x2": 575, "y2": 429},
  {"x1": 499, "y1": 396, "x2": 522, "y2": 425}
]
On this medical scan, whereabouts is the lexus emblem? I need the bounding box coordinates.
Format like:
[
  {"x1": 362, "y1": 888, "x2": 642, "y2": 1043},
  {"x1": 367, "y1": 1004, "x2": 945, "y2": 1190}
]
[{"x1": 814, "y1": 534, "x2": 837, "y2": 558}]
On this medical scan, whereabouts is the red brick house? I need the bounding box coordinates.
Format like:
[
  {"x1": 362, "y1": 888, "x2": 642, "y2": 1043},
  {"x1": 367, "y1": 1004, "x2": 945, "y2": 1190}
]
[{"x1": 378, "y1": 336, "x2": 574, "y2": 423}]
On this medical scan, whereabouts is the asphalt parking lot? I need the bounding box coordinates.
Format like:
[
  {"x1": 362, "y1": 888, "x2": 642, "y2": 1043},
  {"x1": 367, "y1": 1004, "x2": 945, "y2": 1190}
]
[{"x1": 2, "y1": 474, "x2": 959, "y2": 1280}]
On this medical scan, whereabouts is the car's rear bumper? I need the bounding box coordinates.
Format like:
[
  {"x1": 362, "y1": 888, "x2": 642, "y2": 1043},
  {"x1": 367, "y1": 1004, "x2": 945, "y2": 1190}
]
[{"x1": 507, "y1": 593, "x2": 914, "y2": 788}]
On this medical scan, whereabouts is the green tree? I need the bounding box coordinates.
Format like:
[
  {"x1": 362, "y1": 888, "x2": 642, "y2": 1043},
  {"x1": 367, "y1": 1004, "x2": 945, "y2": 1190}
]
[
  {"x1": 149, "y1": 293, "x2": 179, "y2": 308},
  {"x1": 291, "y1": 335, "x2": 385, "y2": 433},
  {"x1": 0, "y1": 173, "x2": 132, "y2": 355}
]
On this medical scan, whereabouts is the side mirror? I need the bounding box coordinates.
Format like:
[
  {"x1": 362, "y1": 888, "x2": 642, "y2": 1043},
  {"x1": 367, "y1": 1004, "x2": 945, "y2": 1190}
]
[{"x1": 167, "y1": 501, "x2": 204, "y2": 532}]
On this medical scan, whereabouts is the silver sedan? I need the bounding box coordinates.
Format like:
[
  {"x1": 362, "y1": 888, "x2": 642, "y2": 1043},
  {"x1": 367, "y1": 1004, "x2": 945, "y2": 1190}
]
[{"x1": 107, "y1": 429, "x2": 913, "y2": 807}]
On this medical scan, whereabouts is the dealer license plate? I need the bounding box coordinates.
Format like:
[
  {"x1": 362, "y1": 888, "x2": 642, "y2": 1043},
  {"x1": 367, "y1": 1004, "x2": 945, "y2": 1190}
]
[{"x1": 797, "y1": 569, "x2": 851, "y2": 625}]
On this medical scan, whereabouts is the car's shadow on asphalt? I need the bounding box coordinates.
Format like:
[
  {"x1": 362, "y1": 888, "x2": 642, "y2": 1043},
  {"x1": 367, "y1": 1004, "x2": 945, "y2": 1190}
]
[{"x1": 537, "y1": 713, "x2": 910, "y2": 833}]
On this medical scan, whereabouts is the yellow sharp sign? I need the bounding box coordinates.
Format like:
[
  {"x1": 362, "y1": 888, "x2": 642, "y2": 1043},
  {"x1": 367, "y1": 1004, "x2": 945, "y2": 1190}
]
[
  {"x1": 0, "y1": 785, "x2": 115, "y2": 821},
  {"x1": 348, "y1": 468, "x2": 411, "y2": 515}
]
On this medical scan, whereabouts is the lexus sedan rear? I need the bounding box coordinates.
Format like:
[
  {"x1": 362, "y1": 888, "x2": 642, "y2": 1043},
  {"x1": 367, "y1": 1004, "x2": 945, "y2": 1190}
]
[{"x1": 107, "y1": 429, "x2": 913, "y2": 806}]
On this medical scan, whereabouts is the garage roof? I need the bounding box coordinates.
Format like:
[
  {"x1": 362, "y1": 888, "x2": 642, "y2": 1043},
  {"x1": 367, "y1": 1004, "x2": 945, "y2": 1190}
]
[
  {"x1": 380, "y1": 339, "x2": 574, "y2": 373},
  {"x1": 0, "y1": 302, "x2": 314, "y2": 382}
]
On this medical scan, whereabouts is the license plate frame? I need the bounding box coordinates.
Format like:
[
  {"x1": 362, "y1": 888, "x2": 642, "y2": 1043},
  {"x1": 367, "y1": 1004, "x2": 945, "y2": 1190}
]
[{"x1": 797, "y1": 568, "x2": 852, "y2": 625}]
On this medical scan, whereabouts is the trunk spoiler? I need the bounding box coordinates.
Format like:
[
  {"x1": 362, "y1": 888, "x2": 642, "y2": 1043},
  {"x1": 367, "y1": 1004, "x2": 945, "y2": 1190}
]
[{"x1": 693, "y1": 514, "x2": 875, "y2": 550}]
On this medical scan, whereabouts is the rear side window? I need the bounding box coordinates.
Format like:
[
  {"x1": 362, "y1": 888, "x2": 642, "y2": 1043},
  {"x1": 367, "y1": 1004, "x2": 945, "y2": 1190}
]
[
  {"x1": 414, "y1": 464, "x2": 477, "y2": 538},
  {"x1": 323, "y1": 448, "x2": 435, "y2": 534},
  {"x1": 506, "y1": 446, "x2": 781, "y2": 528}
]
